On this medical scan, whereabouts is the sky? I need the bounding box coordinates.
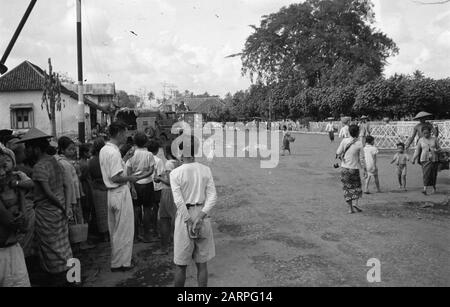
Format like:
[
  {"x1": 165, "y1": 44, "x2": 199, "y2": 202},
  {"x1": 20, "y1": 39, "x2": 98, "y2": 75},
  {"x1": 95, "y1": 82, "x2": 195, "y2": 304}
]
[{"x1": 1, "y1": 0, "x2": 450, "y2": 98}]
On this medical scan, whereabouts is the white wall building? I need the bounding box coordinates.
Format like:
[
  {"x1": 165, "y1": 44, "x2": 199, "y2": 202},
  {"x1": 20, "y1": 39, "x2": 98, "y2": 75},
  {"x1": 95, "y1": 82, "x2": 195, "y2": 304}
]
[{"x1": 0, "y1": 61, "x2": 109, "y2": 138}]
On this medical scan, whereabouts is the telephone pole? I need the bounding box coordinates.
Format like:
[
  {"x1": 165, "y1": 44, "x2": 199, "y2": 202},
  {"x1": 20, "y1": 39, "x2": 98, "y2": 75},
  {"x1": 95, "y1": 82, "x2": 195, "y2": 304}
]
[
  {"x1": 0, "y1": 0, "x2": 37, "y2": 75},
  {"x1": 76, "y1": 0, "x2": 85, "y2": 143}
]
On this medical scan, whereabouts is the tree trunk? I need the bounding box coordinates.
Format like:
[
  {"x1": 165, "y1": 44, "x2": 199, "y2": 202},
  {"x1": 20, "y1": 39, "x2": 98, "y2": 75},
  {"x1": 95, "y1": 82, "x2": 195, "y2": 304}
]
[{"x1": 51, "y1": 97, "x2": 57, "y2": 137}]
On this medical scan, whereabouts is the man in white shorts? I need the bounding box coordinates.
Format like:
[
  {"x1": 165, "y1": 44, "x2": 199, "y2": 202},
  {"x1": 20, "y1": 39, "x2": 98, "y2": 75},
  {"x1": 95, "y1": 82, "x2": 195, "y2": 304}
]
[{"x1": 170, "y1": 135, "x2": 217, "y2": 287}]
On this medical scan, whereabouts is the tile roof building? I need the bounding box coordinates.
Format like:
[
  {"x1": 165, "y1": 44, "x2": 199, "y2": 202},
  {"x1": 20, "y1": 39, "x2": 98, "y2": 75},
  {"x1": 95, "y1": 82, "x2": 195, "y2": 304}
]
[{"x1": 0, "y1": 61, "x2": 110, "y2": 138}]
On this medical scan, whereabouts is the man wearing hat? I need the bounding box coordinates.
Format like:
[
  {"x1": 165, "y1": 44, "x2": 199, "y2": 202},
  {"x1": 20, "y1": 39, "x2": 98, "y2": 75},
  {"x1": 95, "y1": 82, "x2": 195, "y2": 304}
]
[
  {"x1": 406, "y1": 112, "x2": 439, "y2": 150},
  {"x1": 18, "y1": 128, "x2": 73, "y2": 285}
]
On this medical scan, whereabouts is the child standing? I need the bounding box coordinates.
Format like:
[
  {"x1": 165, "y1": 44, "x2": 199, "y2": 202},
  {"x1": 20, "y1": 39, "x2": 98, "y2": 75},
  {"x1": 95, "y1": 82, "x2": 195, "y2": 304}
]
[
  {"x1": 281, "y1": 126, "x2": 294, "y2": 156},
  {"x1": 148, "y1": 141, "x2": 165, "y2": 239},
  {"x1": 391, "y1": 142, "x2": 409, "y2": 191},
  {"x1": 363, "y1": 136, "x2": 381, "y2": 194}
]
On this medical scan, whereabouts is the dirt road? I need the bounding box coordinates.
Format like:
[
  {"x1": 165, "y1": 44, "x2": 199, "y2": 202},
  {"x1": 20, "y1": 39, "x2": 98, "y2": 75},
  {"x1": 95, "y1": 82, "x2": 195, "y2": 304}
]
[{"x1": 81, "y1": 134, "x2": 450, "y2": 287}]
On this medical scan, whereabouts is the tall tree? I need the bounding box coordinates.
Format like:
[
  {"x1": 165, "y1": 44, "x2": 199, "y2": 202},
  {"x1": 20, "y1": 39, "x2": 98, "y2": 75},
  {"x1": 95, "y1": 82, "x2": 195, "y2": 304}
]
[
  {"x1": 117, "y1": 90, "x2": 136, "y2": 108},
  {"x1": 42, "y1": 58, "x2": 62, "y2": 138},
  {"x1": 241, "y1": 0, "x2": 398, "y2": 87}
]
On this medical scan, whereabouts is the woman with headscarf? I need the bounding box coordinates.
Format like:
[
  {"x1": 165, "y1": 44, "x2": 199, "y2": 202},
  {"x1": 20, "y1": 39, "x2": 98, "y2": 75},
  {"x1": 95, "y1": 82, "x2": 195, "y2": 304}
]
[
  {"x1": 412, "y1": 126, "x2": 441, "y2": 195},
  {"x1": 0, "y1": 146, "x2": 30, "y2": 287}
]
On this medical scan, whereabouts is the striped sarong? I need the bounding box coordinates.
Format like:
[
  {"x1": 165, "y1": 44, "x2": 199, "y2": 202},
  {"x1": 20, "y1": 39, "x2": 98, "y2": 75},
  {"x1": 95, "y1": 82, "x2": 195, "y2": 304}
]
[
  {"x1": 422, "y1": 161, "x2": 439, "y2": 187},
  {"x1": 35, "y1": 204, "x2": 73, "y2": 274}
]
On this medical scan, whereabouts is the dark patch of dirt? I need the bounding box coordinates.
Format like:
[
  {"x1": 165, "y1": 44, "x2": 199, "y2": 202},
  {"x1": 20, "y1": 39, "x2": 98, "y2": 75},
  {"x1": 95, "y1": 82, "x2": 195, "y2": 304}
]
[
  {"x1": 336, "y1": 243, "x2": 370, "y2": 259},
  {"x1": 363, "y1": 201, "x2": 450, "y2": 220},
  {"x1": 251, "y1": 254, "x2": 355, "y2": 287},
  {"x1": 264, "y1": 233, "x2": 317, "y2": 249},
  {"x1": 321, "y1": 232, "x2": 342, "y2": 242},
  {"x1": 402, "y1": 201, "x2": 450, "y2": 214},
  {"x1": 116, "y1": 260, "x2": 173, "y2": 287},
  {"x1": 216, "y1": 219, "x2": 245, "y2": 237}
]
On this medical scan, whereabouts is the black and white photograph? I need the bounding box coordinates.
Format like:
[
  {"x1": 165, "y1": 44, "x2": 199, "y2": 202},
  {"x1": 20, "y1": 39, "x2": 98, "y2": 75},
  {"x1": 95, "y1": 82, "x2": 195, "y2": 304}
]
[{"x1": 0, "y1": 0, "x2": 449, "y2": 291}]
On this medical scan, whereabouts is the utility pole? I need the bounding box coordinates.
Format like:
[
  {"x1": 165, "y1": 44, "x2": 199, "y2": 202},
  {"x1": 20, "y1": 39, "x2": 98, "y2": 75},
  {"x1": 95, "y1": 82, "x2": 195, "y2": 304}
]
[
  {"x1": 0, "y1": 0, "x2": 37, "y2": 74},
  {"x1": 76, "y1": 0, "x2": 85, "y2": 143}
]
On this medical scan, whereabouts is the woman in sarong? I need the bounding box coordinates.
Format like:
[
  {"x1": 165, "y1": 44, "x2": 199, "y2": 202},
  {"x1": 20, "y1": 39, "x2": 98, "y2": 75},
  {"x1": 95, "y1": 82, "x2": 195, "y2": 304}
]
[
  {"x1": 27, "y1": 137, "x2": 72, "y2": 286},
  {"x1": 413, "y1": 126, "x2": 441, "y2": 195},
  {"x1": 336, "y1": 125, "x2": 365, "y2": 214}
]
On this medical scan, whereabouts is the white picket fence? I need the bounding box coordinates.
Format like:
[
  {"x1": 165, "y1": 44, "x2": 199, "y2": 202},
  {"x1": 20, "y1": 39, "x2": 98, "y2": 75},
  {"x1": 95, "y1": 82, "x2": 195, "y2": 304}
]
[{"x1": 309, "y1": 121, "x2": 450, "y2": 150}]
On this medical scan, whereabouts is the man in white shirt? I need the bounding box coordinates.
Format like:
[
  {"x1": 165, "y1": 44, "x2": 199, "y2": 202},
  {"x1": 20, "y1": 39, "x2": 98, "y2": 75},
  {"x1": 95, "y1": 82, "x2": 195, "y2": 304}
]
[
  {"x1": 100, "y1": 122, "x2": 148, "y2": 272},
  {"x1": 126, "y1": 132, "x2": 155, "y2": 243},
  {"x1": 325, "y1": 119, "x2": 335, "y2": 142},
  {"x1": 170, "y1": 135, "x2": 217, "y2": 287}
]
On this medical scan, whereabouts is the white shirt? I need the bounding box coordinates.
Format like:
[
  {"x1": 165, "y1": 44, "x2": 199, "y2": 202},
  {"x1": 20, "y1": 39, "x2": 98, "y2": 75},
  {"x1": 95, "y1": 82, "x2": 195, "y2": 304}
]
[
  {"x1": 170, "y1": 162, "x2": 217, "y2": 222},
  {"x1": 339, "y1": 125, "x2": 350, "y2": 138},
  {"x1": 325, "y1": 123, "x2": 335, "y2": 132},
  {"x1": 126, "y1": 148, "x2": 155, "y2": 185},
  {"x1": 364, "y1": 145, "x2": 379, "y2": 173},
  {"x1": 336, "y1": 138, "x2": 364, "y2": 170},
  {"x1": 99, "y1": 142, "x2": 126, "y2": 189},
  {"x1": 153, "y1": 156, "x2": 165, "y2": 191}
]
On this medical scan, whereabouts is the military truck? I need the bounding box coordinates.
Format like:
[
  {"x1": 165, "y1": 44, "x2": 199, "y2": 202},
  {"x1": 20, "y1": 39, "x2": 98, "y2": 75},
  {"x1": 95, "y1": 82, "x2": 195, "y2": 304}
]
[
  {"x1": 115, "y1": 108, "x2": 179, "y2": 144},
  {"x1": 115, "y1": 109, "x2": 203, "y2": 144}
]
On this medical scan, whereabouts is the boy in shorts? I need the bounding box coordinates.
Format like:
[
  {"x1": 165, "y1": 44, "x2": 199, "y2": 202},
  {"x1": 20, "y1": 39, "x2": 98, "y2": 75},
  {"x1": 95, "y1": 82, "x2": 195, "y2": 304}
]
[
  {"x1": 170, "y1": 135, "x2": 217, "y2": 287},
  {"x1": 391, "y1": 142, "x2": 409, "y2": 191}
]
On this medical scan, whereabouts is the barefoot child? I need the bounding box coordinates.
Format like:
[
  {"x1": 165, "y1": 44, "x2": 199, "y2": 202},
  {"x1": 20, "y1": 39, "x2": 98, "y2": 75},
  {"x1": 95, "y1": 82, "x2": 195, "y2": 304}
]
[
  {"x1": 391, "y1": 143, "x2": 409, "y2": 191},
  {"x1": 282, "y1": 126, "x2": 294, "y2": 156},
  {"x1": 363, "y1": 136, "x2": 381, "y2": 194}
]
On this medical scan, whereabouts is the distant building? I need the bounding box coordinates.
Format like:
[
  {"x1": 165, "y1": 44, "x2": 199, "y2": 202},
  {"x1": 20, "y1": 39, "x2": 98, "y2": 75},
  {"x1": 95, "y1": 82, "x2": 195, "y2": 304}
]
[
  {"x1": 63, "y1": 82, "x2": 116, "y2": 127},
  {"x1": 0, "y1": 61, "x2": 109, "y2": 137}
]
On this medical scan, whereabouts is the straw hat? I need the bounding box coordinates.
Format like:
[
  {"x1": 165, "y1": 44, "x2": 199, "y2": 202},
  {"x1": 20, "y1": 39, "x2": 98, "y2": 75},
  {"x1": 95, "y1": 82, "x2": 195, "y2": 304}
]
[
  {"x1": 17, "y1": 128, "x2": 51, "y2": 143},
  {"x1": 413, "y1": 111, "x2": 433, "y2": 120}
]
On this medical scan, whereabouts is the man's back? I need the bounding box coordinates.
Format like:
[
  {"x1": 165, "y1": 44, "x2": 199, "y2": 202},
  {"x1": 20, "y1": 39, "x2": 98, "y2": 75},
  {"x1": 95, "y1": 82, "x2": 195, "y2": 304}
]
[{"x1": 170, "y1": 162, "x2": 215, "y2": 206}]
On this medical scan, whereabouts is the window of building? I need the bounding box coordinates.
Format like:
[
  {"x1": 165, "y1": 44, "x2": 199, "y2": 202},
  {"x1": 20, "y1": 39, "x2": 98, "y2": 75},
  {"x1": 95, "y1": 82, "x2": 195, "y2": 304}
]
[{"x1": 11, "y1": 107, "x2": 34, "y2": 129}]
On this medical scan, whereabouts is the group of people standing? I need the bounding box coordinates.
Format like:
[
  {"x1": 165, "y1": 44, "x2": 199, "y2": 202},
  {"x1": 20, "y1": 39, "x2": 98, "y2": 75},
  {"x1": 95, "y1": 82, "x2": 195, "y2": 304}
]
[
  {"x1": 0, "y1": 121, "x2": 218, "y2": 287},
  {"x1": 335, "y1": 112, "x2": 444, "y2": 214}
]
